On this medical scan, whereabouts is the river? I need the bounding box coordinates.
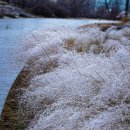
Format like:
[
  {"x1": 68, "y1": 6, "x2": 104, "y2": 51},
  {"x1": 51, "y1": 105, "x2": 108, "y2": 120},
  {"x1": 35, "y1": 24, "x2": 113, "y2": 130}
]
[{"x1": 0, "y1": 18, "x2": 118, "y2": 115}]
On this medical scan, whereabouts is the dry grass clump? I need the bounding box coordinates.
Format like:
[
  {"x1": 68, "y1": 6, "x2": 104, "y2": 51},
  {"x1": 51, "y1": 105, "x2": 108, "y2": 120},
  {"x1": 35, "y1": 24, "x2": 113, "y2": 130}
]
[
  {"x1": 64, "y1": 37, "x2": 103, "y2": 54},
  {"x1": 63, "y1": 27, "x2": 106, "y2": 54},
  {"x1": 64, "y1": 38, "x2": 75, "y2": 50},
  {"x1": 80, "y1": 22, "x2": 123, "y2": 32},
  {"x1": 27, "y1": 56, "x2": 59, "y2": 76}
]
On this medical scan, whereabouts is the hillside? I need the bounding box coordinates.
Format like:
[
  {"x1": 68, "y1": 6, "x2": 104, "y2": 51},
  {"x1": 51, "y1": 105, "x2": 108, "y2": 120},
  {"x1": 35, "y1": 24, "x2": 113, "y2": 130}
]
[{"x1": 0, "y1": 1, "x2": 32, "y2": 18}]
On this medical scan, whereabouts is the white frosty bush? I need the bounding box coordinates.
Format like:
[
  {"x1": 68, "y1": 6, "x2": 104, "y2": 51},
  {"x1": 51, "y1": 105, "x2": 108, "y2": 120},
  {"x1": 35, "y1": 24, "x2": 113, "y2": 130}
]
[
  {"x1": 107, "y1": 30, "x2": 124, "y2": 41},
  {"x1": 121, "y1": 27, "x2": 130, "y2": 37},
  {"x1": 18, "y1": 25, "x2": 130, "y2": 130}
]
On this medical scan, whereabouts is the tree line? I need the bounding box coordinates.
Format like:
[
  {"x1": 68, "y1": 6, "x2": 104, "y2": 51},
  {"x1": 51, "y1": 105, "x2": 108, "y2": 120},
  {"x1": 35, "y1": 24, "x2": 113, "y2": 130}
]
[
  {"x1": 1, "y1": 0, "x2": 99, "y2": 18},
  {"x1": 2, "y1": 0, "x2": 129, "y2": 19}
]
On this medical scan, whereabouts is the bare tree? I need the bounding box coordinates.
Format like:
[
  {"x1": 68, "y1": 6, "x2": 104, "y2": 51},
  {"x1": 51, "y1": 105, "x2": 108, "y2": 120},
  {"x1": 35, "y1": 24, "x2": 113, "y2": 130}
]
[
  {"x1": 125, "y1": 0, "x2": 130, "y2": 16},
  {"x1": 22, "y1": 0, "x2": 25, "y2": 8},
  {"x1": 105, "y1": 0, "x2": 112, "y2": 14},
  {"x1": 57, "y1": 0, "x2": 90, "y2": 17}
]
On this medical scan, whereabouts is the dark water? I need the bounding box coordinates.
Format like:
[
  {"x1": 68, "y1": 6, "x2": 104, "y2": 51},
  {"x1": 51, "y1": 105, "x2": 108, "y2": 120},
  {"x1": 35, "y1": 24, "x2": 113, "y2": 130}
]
[{"x1": 0, "y1": 18, "x2": 118, "y2": 115}]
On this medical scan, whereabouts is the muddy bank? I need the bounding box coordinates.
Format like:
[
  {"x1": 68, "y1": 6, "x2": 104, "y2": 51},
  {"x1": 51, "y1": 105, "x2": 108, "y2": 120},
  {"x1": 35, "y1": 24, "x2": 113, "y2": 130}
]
[{"x1": 0, "y1": 66, "x2": 31, "y2": 130}]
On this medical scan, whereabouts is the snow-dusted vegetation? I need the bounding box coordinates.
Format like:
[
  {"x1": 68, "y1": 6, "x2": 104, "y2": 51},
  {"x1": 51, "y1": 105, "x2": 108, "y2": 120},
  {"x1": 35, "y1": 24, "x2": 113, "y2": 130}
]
[{"x1": 18, "y1": 24, "x2": 130, "y2": 130}]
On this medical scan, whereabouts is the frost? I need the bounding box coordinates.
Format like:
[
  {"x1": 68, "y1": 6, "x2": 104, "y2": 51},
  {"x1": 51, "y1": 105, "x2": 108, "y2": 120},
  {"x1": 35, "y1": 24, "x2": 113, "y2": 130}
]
[{"x1": 18, "y1": 25, "x2": 130, "y2": 130}]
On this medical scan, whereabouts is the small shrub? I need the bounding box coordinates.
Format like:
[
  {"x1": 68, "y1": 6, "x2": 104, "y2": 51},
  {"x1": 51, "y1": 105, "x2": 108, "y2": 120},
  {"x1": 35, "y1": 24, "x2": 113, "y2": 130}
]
[{"x1": 64, "y1": 38, "x2": 75, "y2": 50}]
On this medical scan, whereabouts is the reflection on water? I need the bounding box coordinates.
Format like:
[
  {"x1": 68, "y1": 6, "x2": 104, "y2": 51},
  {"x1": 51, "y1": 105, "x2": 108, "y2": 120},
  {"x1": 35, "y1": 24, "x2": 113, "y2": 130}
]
[{"x1": 5, "y1": 25, "x2": 12, "y2": 30}]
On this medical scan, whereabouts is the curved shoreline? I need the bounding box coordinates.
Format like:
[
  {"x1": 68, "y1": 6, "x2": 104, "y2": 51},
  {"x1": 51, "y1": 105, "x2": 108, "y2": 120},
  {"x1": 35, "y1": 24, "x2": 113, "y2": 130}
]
[
  {"x1": 0, "y1": 23, "x2": 122, "y2": 130},
  {"x1": 0, "y1": 21, "x2": 129, "y2": 130},
  {"x1": 0, "y1": 67, "x2": 31, "y2": 130}
]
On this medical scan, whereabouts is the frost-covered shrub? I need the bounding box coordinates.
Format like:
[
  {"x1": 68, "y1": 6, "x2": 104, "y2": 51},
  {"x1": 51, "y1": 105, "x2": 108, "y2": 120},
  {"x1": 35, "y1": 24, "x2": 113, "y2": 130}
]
[
  {"x1": 121, "y1": 27, "x2": 130, "y2": 37},
  {"x1": 17, "y1": 25, "x2": 130, "y2": 130},
  {"x1": 101, "y1": 39, "x2": 121, "y2": 56},
  {"x1": 107, "y1": 30, "x2": 124, "y2": 41},
  {"x1": 64, "y1": 28, "x2": 105, "y2": 54}
]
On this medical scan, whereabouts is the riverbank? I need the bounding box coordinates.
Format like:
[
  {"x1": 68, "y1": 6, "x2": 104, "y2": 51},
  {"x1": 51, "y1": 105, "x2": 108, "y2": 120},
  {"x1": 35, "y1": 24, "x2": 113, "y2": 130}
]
[
  {"x1": 0, "y1": 67, "x2": 32, "y2": 130},
  {"x1": 0, "y1": 18, "x2": 118, "y2": 119},
  {"x1": 0, "y1": 22, "x2": 130, "y2": 130},
  {"x1": 0, "y1": 1, "x2": 33, "y2": 18}
]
